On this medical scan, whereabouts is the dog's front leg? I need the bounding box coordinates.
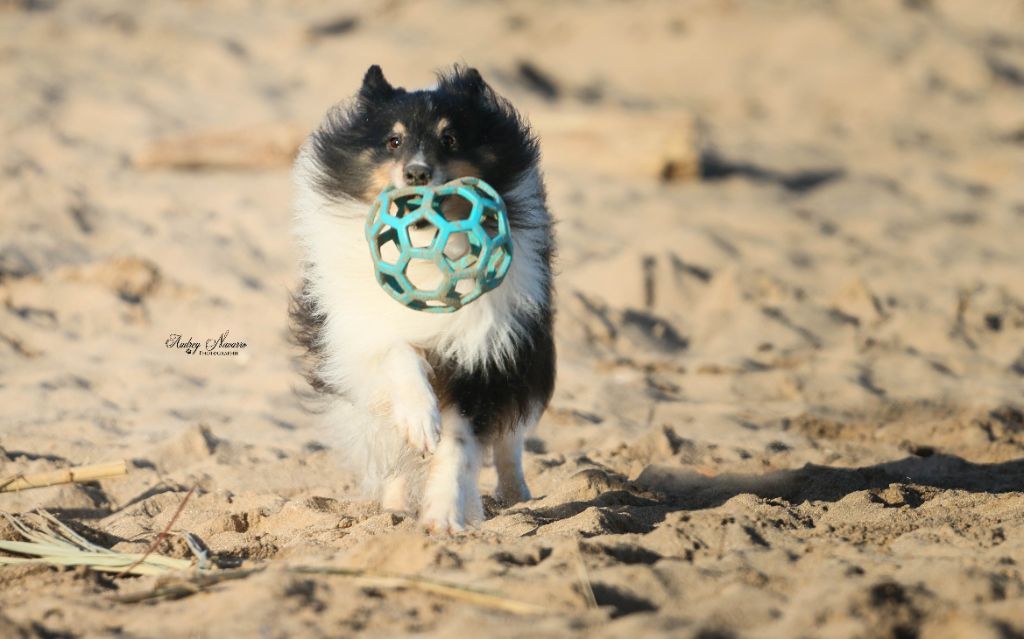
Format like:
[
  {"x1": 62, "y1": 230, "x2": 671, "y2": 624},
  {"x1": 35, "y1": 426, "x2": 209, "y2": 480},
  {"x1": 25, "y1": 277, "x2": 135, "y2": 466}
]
[
  {"x1": 421, "y1": 407, "x2": 483, "y2": 533},
  {"x1": 375, "y1": 343, "x2": 441, "y2": 454}
]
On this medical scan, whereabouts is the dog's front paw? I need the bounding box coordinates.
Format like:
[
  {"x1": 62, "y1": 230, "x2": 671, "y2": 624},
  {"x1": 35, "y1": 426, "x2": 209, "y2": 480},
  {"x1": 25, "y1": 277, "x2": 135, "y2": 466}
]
[
  {"x1": 392, "y1": 394, "x2": 441, "y2": 454},
  {"x1": 420, "y1": 503, "x2": 467, "y2": 534}
]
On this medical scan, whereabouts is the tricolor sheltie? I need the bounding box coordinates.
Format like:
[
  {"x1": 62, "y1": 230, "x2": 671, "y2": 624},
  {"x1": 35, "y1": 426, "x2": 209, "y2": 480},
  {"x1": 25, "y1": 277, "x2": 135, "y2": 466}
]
[{"x1": 290, "y1": 65, "x2": 555, "y2": 532}]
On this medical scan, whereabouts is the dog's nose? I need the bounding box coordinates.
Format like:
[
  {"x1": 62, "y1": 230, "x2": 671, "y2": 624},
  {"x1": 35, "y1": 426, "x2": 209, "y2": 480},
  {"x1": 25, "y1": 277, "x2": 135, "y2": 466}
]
[{"x1": 404, "y1": 163, "x2": 432, "y2": 186}]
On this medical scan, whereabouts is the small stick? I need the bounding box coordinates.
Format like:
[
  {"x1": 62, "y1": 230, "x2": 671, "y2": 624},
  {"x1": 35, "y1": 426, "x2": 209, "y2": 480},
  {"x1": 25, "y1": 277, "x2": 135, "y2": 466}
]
[
  {"x1": 115, "y1": 567, "x2": 266, "y2": 603},
  {"x1": 290, "y1": 566, "x2": 550, "y2": 615},
  {"x1": 116, "y1": 486, "x2": 195, "y2": 578},
  {"x1": 118, "y1": 564, "x2": 550, "y2": 614},
  {"x1": 0, "y1": 461, "x2": 128, "y2": 493}
]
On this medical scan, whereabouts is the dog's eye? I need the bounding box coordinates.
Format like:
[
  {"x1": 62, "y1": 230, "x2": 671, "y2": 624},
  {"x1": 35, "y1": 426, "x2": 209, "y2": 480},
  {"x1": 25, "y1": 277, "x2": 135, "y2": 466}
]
[
  {"x1": 386, "y1": 136, "x2": 402, "y2": 150},
  {"x1": 441, "y1": 133, "x2": 458, "y2": 151}
]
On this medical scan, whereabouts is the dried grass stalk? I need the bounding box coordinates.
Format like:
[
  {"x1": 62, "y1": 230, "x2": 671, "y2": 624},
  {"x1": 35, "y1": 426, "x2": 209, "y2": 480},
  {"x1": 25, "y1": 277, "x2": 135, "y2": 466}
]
[{"x1": 0, "y1": 510, "x2": 194, "y2": 576}]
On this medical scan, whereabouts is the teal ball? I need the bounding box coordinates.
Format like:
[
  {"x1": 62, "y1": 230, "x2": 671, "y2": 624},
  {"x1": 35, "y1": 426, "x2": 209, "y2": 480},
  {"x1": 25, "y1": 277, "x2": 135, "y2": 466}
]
[{"x1": 365, "y1": 177, "x2": 513, "y2": 313}]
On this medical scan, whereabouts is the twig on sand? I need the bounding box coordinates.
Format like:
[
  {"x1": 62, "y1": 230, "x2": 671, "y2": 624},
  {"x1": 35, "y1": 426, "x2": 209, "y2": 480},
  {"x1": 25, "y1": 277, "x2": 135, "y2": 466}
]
[
  {"x1": 119, "y1": 564, "x2": 549, "y2": 614},
  {"x1": 289, "y1": 566, "x2": 550, "y2": 615},
  {"x1": 116, "y1": 486, "x2": 196, "y2": 578},
  {"x1": 0, "y1": 460, "x2": 128, "y2": 493},
  {"x1": 114, "y1": 567, "x2": 265, "y2": 603}
]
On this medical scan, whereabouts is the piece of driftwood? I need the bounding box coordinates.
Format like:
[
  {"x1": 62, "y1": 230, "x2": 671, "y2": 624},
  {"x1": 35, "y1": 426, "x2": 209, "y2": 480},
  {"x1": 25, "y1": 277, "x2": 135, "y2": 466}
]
[
  {"x1": 530, "y1": 109, "x2": 699, "y2": 181},
  {"x1": 134, "y1": 123, "x2": 305, "y2": 170}
]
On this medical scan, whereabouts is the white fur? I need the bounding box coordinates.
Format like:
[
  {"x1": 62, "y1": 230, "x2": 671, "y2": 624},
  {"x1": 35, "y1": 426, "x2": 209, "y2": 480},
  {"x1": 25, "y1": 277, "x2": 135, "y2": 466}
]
[
  {"x1": 420, "y1": 406, "x2": 484, "y2": 532},
  {"x1": 292, "y1": 130, "x2": 550, "y2": 526}
]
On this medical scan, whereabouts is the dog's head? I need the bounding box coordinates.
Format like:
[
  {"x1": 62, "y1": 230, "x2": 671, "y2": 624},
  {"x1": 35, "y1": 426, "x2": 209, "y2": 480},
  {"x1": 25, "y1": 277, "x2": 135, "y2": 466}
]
[{"x1": 310, "y1": 65, "x2": 538, "y2": 203}]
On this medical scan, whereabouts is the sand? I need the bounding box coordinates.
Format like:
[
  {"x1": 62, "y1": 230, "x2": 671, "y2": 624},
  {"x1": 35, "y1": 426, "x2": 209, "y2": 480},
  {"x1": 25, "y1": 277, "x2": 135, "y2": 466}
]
[{"x1": 2, "y1": 0, "x2": 1024, "y2": 636}]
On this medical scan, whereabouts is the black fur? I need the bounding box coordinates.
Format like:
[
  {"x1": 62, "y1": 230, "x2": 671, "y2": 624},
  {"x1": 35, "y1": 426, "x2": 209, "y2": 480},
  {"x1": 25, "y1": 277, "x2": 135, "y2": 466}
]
[
  {"x1": 429, "y1": 308, "x2": 556, "y2": 439},
  {"x1": 288, "y1": 278, "x2": 337, "y2": 401}
]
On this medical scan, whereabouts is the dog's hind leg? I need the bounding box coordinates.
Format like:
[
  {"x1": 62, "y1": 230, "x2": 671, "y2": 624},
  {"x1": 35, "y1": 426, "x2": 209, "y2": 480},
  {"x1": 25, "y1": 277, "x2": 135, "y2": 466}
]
[
  {"x1": 420, "y1": 407, "x2": 482, "y2": 533},
  {"x1": 493, "y1": 416, "x2": 535, "y2": 505}
]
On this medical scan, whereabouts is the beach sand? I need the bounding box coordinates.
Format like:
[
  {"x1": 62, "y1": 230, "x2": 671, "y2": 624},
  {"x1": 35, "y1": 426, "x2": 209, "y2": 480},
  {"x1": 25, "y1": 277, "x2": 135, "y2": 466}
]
[{"x1": 2, "y1": 0, "x2": 1024, "y2": 636}]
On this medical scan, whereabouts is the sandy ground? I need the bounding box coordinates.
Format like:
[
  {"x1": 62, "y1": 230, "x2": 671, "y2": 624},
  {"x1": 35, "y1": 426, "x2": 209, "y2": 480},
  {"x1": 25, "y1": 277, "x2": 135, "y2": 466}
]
[{"x1": 2, "y1": 0, "x2": 1024, "y2": 637}]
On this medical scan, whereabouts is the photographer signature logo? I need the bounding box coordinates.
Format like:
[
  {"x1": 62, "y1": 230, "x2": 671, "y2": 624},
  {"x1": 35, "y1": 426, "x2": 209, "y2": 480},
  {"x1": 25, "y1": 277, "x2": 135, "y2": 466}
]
[{"x1": 166, "y1": 331, "x2": 248, "y2": 357}]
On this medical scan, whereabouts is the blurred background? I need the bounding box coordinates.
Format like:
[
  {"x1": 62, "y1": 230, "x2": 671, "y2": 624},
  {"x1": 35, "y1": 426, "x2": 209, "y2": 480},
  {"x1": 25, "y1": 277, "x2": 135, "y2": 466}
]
[
  {"x1": 4, "y1": 0, "x2": 1022, "y2": 456},
  {"x1": 2, "y1": 1, "x2": 1024, "y2": 637}
]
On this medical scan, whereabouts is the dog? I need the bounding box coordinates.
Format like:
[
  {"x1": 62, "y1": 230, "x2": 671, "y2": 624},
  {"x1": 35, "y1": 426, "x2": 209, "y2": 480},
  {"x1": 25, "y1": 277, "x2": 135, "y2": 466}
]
[{"x1": 290, "y1": 64, "x2": 555, "y2": 532}]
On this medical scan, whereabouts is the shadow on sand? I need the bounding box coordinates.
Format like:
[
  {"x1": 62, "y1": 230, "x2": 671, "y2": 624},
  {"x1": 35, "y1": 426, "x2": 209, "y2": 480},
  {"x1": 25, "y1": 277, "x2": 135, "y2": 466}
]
[{"x1": 513, "y1": 454, "x2": 1024, "y2": 535}]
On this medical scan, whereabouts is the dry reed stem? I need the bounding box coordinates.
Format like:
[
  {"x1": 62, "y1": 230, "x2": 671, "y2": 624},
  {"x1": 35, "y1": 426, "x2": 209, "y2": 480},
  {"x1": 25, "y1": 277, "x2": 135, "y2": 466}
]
[{"x1": 0, "y1": 461, "x2": 128, "y2": 493}]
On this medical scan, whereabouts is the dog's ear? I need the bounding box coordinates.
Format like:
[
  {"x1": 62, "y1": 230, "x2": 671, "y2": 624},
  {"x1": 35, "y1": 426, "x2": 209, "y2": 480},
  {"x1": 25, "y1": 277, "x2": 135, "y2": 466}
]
[
  {"x1": 440, "y1": 66, "x2": 493, "y2": 102},
  {"x1": 359, "y1": 65, "x2": 394, "y2": 101},
  {"x1": 455, "y1": 67, "x2": 487, "y2": 95}
]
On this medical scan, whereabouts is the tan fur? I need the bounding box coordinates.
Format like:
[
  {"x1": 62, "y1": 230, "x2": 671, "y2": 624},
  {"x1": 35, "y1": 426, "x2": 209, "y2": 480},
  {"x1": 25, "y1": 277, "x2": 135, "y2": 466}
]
[
  {"x1": 444, "y1": 159, "x2": 482, "y2": 179},
  {"x1": 364, "y1": 162, "x2": 398, "y2": 201}
]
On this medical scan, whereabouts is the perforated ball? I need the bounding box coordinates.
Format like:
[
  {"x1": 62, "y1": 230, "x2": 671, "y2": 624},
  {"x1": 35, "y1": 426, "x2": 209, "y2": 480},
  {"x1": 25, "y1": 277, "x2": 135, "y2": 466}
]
[{"x1": 364, "y1": 177, "x2": 513, "y2": 313}]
